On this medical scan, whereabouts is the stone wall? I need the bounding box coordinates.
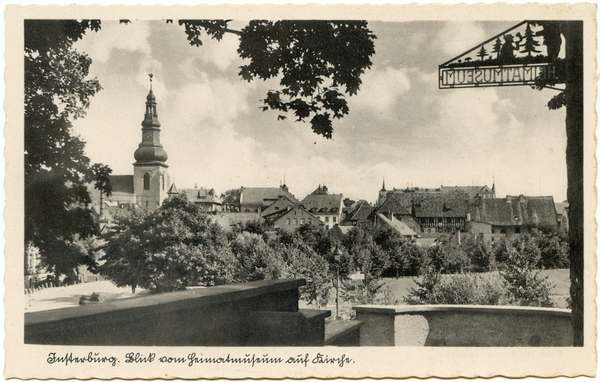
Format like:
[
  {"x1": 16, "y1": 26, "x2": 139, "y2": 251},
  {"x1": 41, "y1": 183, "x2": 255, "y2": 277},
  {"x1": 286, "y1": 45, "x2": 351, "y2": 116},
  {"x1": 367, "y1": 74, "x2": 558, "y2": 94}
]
[
  {"x1": 25, "y1": 279, "x2": 333, "y2": 346},
  {"x1": 354, "y1": 305, "x2": 572, "y2": 346}
]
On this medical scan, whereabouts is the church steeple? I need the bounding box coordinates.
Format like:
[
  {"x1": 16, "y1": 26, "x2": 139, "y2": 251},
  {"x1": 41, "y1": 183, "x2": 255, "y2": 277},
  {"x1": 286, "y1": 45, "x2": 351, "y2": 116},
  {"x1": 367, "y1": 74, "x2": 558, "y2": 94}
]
[
  {"x1": 133, "y1": 75, "x2": 171, "y2": 208},
  {"x1": 134, "y1": 74, "x2": 168, "y2": 165}
]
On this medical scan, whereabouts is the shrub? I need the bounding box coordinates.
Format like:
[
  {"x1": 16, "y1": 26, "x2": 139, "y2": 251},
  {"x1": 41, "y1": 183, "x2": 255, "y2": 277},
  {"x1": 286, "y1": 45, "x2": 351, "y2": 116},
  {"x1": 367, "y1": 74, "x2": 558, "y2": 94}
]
[
  {"x1": 423, "y1": 235, "x2": 470, "y2": 274},
  {"x1": 501, "y1": 241, "x2": 555, "y2": 307},
  {"x1": 404, "y1": 269, "x2": 505, "y2": 305}
]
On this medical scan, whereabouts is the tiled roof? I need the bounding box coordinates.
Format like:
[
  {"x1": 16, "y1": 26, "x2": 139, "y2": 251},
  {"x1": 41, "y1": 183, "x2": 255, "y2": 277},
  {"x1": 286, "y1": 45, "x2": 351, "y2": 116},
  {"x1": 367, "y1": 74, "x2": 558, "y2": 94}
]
[
  {"x1": 263, "y1": 205, "x2": 323, "y2": 226},
  {"x1": 109, "y1": 175, "x2": 134, "y2": 194},
  {"x1": 555, "y1": 202, "x2": 569, "y2": 216},
  {"x1": 386, "y1": 192, "x2": 471, "y2": 218},
  {"x1": 344, "y1": 200, "x2": 373, "y2": 223},
  {"x1": 375, "y1": 194, "x2": 412, "y2": 216},
  {"x1": 240, "y1": 187, "x2": 299, "y2": 207},
  {"x1": 180, "y1": 188, "x2": 222, "y2": 205},
  {"x1": 472, "y1": 196, "x2": 558, "y2": 227},
  {"x1": 412, "y1": 193, "x2": 471, "y2": 218},
  {"x1": 376, "y1": 213, "x2": 418, "y2": 237},
  {"x1": 440, "y1": 185, "x2": 492, "y2": 198},
  {"x1": 301, "y1": 194, "x2": 342, "y2": 214}
]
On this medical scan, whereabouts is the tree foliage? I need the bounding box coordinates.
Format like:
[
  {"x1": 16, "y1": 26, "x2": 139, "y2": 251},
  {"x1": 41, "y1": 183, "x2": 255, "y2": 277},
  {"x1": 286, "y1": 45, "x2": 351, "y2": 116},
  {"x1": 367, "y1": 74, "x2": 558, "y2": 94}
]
[
  {"x1": 220, "y1": 188, "x2": 241, "y2": 211},
  {"x1": 180, "y1": 20, "x2": 376, "y2": 139},
  {"x1": 25, "y1": 20, "x2": 107, "y2": 278},
  {"x1": 100, "y1": 194, "x2": 234, "y2": 293}
]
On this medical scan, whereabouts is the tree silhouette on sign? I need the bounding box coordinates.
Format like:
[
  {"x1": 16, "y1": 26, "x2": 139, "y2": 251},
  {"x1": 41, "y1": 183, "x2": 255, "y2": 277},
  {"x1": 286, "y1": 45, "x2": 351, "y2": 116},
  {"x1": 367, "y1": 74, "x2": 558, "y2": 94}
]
[
  {"x1": 493, "y1": 37, "x2": 502, "y2": 59},
  {"x1": 476, "y1": 45, "x2": 487, "y2": 60},
  {"x1": 520, "y1": 23, "x2": 541, "y2": 57}
]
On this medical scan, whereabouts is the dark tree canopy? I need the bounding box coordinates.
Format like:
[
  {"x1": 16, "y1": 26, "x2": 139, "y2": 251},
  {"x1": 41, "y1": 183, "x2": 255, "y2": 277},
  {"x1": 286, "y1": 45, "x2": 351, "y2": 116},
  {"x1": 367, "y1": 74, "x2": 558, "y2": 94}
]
[
  {"x1": 179, "y1": 20, "x2": 377, "y2": 138},
  {"x1": 25, "y1": 20, "x2": 106, "y2": 277}
]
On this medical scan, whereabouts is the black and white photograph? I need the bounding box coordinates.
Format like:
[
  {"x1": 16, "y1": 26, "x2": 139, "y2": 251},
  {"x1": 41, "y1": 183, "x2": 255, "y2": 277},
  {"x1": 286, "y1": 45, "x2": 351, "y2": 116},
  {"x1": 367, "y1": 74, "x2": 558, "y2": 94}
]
[{"x1": 5, "y1": 3, "x2": 597, "y2": 379}]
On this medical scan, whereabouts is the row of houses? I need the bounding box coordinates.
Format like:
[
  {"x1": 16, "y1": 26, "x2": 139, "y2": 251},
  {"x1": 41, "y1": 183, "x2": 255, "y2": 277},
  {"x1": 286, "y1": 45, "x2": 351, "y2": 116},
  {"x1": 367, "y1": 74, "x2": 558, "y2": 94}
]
[{"x1": 86, "y1": 87, "x2": 567, "y2": 244}]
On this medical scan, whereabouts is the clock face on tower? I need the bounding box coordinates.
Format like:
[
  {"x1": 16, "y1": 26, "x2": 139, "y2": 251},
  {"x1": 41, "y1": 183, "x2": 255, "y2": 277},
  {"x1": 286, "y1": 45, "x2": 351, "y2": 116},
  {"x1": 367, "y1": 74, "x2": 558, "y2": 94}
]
[{"x1": 144, "y1": 130, "x2": 153, "y2": 141}]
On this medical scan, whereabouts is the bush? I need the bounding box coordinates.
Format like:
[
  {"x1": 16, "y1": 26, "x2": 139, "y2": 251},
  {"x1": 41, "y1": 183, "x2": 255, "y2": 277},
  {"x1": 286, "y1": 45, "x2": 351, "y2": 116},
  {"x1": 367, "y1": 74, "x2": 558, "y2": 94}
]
[
  {"x1": 500, "y1": 240, "x2": 555, "y2": 307},
  {"x1": 423, "y1": 234, "x2": 470, "y2": 274},
  {"x1": 404, "y1": 269, "x2": 505, "y2": 305}
]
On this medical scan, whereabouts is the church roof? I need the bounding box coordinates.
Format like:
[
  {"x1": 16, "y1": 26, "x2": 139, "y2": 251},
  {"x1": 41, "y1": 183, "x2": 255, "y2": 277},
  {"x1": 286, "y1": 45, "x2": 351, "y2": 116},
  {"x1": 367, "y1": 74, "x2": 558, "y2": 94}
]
[{"x1": 109, "y1": 175, "x2": 134, "y2": 194}]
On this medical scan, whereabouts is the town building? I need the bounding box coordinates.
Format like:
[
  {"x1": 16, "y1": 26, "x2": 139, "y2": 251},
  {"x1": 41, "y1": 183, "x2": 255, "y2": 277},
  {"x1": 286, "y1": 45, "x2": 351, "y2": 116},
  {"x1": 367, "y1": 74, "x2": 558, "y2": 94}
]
[
  {"x1": 178, "y1": 187, "x2": 223, "y2": 213},
  {"x1": 467, "y1": 195, "x2": 559, "y2": 241},
  {"x1": 262, "y1": 205, "x2": 325, "y2": 232},
  {"x1": 377, "y1": 180, "x2": 495, "y2": 206},
  {"x1": 301, "y1": 185, "x2": 343, "y2": 230},
  {"x1": 239, "y1": 185, "x2": 299, "y2": 216}
]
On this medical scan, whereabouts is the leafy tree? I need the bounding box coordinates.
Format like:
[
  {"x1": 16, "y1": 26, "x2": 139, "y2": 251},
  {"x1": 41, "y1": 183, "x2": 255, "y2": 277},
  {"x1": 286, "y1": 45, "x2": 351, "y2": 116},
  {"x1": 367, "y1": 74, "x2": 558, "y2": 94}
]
[
  {"x1": 500, "y1": 235, "x2": 554, "y2": 307},
  {"x1": 220, "y1": 188, "x2": 241, "y2": 211},
  {"x1": 100, "y1": 194, "x2": 235, "y2": 293},
  {"x1": 423, "y1": 234, "x2": 469, "y2": 274},
  {"x1": 25, "y1": 20, "x2": 107, "y2": 278},
  {"x1": 180, "y1": 20, "x2": 376, "y2": 139}
]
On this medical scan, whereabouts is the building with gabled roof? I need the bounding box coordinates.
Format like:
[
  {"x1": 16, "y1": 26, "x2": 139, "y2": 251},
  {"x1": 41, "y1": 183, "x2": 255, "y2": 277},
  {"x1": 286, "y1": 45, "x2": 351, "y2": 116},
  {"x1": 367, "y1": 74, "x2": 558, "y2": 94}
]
[
  {"x1": 261, "y1": 194, "x2": 299, "y2": 217},
  {"x1": 469, "y1": 195, "x2": 558, "y2": 237},
  {"x1": 373, "y1": 213, "x2": 419, "y2": 238},
  {"x1": 262, "y1": 205, "x2": 324, "y2": 232},
  {"x1": 178, "y1": 187, "x2": 223, "y2": 213},
  {"x1": 341, "y1": 200, "x2": 373, "y2": 226},
  {"x1": 239, "y1": 185, "x2": 299, "y2": 216},
  {"x1": 301, "y1": 190, "x2": 343, "y2": 230},
  {"x1": 369, "y1": 194, "x2": 421, "y2": 233}
]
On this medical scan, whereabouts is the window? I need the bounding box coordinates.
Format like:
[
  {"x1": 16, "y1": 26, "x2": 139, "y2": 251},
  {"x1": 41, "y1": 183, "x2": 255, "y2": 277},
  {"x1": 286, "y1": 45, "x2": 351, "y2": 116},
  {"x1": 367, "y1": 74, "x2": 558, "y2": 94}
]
[
  {"x1": 286, "y1": 218, "x2": 291, "y2": 225},
  {"x1": 162, "y1": 175, "x2": 165, "y2": 190},
  {"x1": 301, "y1": 218, "x2": 305, "y2": 224},
  {"x1": 333, "y1": 216, "x2": 336, "y2": 223},
  {"x1": 143, "y1": 173, "x2": 150, "y2": 190},
  {"x1": 325, "y1": 217, "x2": 329, "y2": 222},
  {"x1": 293, "y1": 218, "x2": 298, "y2": 225},
  {"x1": 274, "y1": 207, "x2": 280, "y2": 211},
  {"x1": 515, "y1": 227, "x2": 521, "y2": 234},
  {"x1": 146, "y1": 200, "x2": 149, "y2": 207}
]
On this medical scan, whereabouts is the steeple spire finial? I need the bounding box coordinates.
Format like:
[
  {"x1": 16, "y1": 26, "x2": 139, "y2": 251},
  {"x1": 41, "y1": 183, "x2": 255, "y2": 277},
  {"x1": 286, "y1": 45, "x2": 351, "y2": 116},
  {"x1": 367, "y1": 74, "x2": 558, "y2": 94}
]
[{"x1": 149, "y1": 73, "x2": 153, "y2": 90}]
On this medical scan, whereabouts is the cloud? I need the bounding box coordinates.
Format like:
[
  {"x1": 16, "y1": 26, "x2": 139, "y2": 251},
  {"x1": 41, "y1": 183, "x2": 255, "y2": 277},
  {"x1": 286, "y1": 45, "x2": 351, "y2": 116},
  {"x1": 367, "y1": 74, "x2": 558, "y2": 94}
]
[
  {"x1": 76, "y1": 21, "x2": 152, "y2": 64},
  {"x1": 434, "y1": 21, "x2": 487, "y2": 59},
  {"x1": 351, "y1": 67, "x2": 411, "y2": 115}
]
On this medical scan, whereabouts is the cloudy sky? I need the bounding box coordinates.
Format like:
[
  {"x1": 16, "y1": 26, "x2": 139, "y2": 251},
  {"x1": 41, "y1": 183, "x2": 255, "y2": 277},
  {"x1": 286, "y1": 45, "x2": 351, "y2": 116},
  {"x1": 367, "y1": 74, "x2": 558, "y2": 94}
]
[{"x1": 71, "y1": 20, "x2": 568, "y2": 203}]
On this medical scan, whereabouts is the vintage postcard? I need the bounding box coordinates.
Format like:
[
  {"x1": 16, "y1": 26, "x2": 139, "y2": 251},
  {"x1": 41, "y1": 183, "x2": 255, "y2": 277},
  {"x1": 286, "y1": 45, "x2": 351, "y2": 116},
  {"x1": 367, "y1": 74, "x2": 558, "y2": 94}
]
[{"x1": 5, "y1": 3, "x2": 597, "y2": 379}]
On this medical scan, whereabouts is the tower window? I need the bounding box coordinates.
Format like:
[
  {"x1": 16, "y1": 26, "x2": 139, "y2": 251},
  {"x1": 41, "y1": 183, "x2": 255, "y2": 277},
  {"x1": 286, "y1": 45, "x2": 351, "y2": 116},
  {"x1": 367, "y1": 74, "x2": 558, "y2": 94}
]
[
  {"x1": 144, "y1": 173, "x2": 150, "y2": 190},
  {"x1": 162, "y1": 175, "x2": 165, "y2": 191}
]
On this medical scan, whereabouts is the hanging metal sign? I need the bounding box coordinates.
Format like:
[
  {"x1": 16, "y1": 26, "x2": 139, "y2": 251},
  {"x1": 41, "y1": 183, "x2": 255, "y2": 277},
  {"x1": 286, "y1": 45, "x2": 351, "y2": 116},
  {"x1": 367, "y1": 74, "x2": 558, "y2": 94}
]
[
  {"x1": 440, "y1": 63, "x2": 555, "y2": 88},
  {"x1": 439, "y1": 21, "x2": 565, "y2": 89}
]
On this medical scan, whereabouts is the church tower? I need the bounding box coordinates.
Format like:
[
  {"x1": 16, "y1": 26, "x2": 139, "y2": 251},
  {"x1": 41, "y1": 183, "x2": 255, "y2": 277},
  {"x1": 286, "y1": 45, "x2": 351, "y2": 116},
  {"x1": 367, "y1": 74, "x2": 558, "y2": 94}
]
[{"x1": 133, "y1": 76, "x2": 171, "y2": 207}]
